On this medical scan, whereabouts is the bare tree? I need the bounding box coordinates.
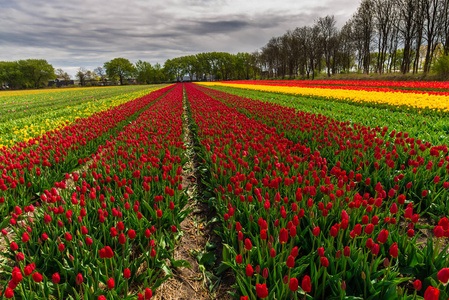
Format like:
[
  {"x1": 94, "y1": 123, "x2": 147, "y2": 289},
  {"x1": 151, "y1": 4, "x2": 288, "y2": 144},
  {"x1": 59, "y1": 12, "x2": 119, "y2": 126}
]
[
  {"x1": 423, "y1": 0, "x2": 444, "y2": 72},
  {"x1": 373, "y1": 0, "x2": 395, "y2": 73},
  {"x1": 76, "y1": 68, "x2": 87, "y2": 86},
  {"x1": 55, "y1": 68, "x2": 71, "y2": 85},
  {"x1": 317, "y1": 15, "x2": 338, "y2": 77},
  {"x1": 353, "y1": 0, "x2": 374, "y2": 74}
]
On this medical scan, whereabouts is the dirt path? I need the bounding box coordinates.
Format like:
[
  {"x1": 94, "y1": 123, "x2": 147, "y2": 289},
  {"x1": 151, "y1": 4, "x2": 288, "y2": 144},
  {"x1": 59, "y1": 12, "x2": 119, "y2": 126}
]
[{"x1": 153, "y1": 85, "x2": 234, "y2": 300}]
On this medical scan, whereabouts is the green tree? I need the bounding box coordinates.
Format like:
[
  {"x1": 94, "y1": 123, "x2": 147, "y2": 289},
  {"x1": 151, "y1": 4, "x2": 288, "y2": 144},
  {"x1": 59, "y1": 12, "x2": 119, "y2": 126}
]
[
  {"x1": 163, "y1": 58, "x2": 181, "y2": 82},
  {"x1": 432, "y1": 54, "x2": 449, "y2": 77},
  {"x1": 19, "y1": 59, "x2": 55, "y2": 88},
  {"x1": 135, "y1": 60, "x2": 154, "y2": 84},
  {"x1": 104, "y1": 58, "x2": 135, "y2": 85},
  {"x1": 0, "y1": 61, "x2": 27, "y2": 89}
]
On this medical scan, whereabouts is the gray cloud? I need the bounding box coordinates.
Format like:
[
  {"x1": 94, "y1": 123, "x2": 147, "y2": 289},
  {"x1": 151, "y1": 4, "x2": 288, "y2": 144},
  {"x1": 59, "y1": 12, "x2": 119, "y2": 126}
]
[{"x1": 0, "y1": 0, "x2": 360, "y2": 76}]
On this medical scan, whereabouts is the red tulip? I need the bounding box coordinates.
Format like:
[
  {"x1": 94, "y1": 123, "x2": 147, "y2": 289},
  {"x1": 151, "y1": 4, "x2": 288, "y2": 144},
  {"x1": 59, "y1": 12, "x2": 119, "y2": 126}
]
[
  {"x1": 256, "y1": 283, "x2": 268, "y2": 298},
  {"x1": 263, "y1": 268, "x2": 269, "y2": 279},
  {"x1": 22, "y1": 232, "x2": 30, "y2": 243},
  {"x1": 377, "y1": 229, "x2": 389, "y2": 244},
  {"x1": 423, "y1": 286, "x2": 439, "y2": 300},
  {"x1": 244, "y1": 238, "x2": 252, "y2": 251},
  {"x1": 236, "y1": 255, "x2": 243, "y2": 264},
  {"x1": 437, "y1": 268, "x2": 449, "y2": 284},
  {"x1": 4, "y1": 288, "x2": 14, "y2": 299},
  {"x1": 65, "y1": 232, "x2": 72, "y2": 242},
  {"x1": 107, "y1": 277, "x2": 115, "y2": 289},
  {"x1": 52, "y1": 273, "x2": 60, "y2": 284},
  {"x1": 413, "y1": 279, "x2": 422, "y2": 291},
  {"x1": 246, "y1": 264, "x2": 253, "y2": 277},
  {"x1": 76, "y1": 273, "x2": 83, "y2": 285},
  {"x1": 389, "y1": 243, "x2": 398, "y2": 258},
  {"x1": 317, "y1": 247, "x2": 324, "y2": 257},
  {"x1": 321, "y1": 257, "x2": 329, "y2": 267},
  {"x1": 279, "y1": 227, "x2": 288, "y2": 244},
  {"x1": 128, "y1": 229, "x2": 136, "y2": 240},
  {"x1": 289, "y1": 278, "x2": 298, "y2": 292},
  {"x1": 32, "y1": 272, "x2": 43, "y2": 283},
  {"x1": 302, "y1": 275, "x2": 311, "y2": 293},
  {"x1": 117, "y1": 221, "x2": 125, "y2": 231},
  {"x1": 286, "y1": 255, "x2": 295, "y2": 268},
  {"x1": 119, "y1": 233, "x2": 126, "y2": 245},
  {"x1": 16, "y1": 252, "x2": 25, "y2": 261},
  {"x1": 10, "y1": 242, "x2": 18, "y2": 251},
  {"x1": 434, "y1": 226, "x2": 444, "y2": 238},
  {"x1": 12, "y1": 270, "x2": 23, "y2": 283},
  {"x1": 81, "y1": 226, "x2": 88, "y2": 235},
  {"x1": 145, "y1": 287, "x2": 152, "y2": 299},
  {"x1": 343, "y1": 246, "x2": 350, "y2": 257}
]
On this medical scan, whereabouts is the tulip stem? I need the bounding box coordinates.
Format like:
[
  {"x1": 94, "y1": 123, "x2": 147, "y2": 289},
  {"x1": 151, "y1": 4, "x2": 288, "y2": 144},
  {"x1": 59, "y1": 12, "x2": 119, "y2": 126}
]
[
  {"x1": 104, "y1": 258, "x2": 109, "y2": 278},
  {"x1": 57, "y1": 284, "x2": 61, "y2": 300},
  {"x1": 40, "y1": 282, "x2": 46, "y2": 297},
  {"x1": 322, "y1": 271, "x2": 326, "y2": 300},
  {"x1": 433, "y1": 238, "x2": 441, "y2": 263}
]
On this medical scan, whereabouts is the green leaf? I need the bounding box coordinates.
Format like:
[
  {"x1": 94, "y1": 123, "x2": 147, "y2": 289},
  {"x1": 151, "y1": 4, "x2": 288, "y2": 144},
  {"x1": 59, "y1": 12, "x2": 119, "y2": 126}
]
[{"x1": 171, "y1": 259, "x2": 192, "y2": 269}]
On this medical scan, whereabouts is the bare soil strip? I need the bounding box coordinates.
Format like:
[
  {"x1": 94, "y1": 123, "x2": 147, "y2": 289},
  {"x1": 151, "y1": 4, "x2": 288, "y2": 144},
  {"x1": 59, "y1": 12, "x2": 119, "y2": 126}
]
[{"x1": 153, "y1": 84, "x2": 234, "y2": 300}]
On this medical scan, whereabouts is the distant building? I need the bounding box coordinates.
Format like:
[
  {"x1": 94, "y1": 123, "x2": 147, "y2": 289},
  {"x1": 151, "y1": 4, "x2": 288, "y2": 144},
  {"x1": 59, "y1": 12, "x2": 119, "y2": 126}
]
[{"x1": 48, "y1": 77, "x2": 74, "y2": 87}]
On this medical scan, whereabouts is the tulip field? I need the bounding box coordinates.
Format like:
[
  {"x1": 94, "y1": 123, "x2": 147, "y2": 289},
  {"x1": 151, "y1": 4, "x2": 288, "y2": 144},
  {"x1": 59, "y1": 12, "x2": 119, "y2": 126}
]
[{"x1": 1, "y1": 80, "x2": 449, "y2": 299}]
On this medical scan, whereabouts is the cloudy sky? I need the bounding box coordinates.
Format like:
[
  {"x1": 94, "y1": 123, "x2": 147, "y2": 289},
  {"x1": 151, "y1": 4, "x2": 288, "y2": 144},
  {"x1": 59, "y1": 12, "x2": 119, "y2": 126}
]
[{"x1": 0, "y1": 0, "x2": 360, "y2": 77}]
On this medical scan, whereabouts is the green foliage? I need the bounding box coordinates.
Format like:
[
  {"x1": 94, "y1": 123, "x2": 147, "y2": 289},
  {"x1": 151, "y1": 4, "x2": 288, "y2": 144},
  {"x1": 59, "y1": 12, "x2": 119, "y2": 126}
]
[
  {"x1": 432, "y1": 54, "x2": 449, "y2": 78},
  {"x1": 104, "y1": 58, "x2": 135, "y2": 85},
  {"x1": 0, "y1": 59, "x2": 55, "y2": 89},
  {"x1": 163, "y1": 52, "x2": 259, "y2": 82},
  {"x1": 135, "y1": 60, "x2": 154, "y2": 84}
]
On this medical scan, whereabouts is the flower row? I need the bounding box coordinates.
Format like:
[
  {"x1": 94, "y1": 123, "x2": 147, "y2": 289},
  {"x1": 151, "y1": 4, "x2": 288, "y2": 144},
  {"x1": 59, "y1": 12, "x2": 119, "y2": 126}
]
[
  {"x1": 226, "y1": 80, "x2": 449, "y2": 90},
  {"x1": 0, "y1": 85, "x2": 165, "y2": 148},
  {"x1": 0, "y1": 83, "x2": 188, "y2": 299},
  {"x1": 198, "y1": 82, "x2": 449, "y2": 113},
  {"x1": 187, "y1": 82, "x2": 449, "y2": 299}
]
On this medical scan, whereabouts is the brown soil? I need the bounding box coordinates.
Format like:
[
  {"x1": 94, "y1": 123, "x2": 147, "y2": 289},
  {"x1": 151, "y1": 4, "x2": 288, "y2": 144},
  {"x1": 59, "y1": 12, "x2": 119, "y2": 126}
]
[{"x1": 152, "y1": 85, "x2": 234, "y2": 300}]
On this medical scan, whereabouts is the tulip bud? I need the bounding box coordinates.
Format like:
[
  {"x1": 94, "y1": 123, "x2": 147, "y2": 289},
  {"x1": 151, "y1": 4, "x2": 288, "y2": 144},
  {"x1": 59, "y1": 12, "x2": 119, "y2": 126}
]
[
  {"x1": 341, "y1": 280, "x2": 346, "y2": 291},
  {"x1": 32, "y1": 272, "x2": 43, "y2": 283},
  {"x1": 413, "y1": 279, "x2": 422, "y2": 291},
  {"x1": 145, "y1": 288, "x2": 152, "y2": 299},
  {"x1": 383, "y1": 257, "x2": 390, "y2": 268},
  {"x1": 76, "y1": 273, "x2": 83, "y2": 285},
  {"x1": 246, "y1": 264, "x2": 253, "y2": 277},
  {"x1": 287, "y1": 255, "x2": 295, "y2": 268},
  {"x1": 263, "y1": 268, "x2": 269, "y2": 279},
  {"x1": 107, "y1": 277, "x2": 115, "y2": 289},
  {"x1": 236, "y1": 255, "x2": 243, "y2": 264},
  {"x1": 317, "y1": 247, "x2": 324, "y2": 257},
  {"x1": 302, "y1": 275, "x2": 311, "y2": 293},
  {"x1": 52, "y1": 273, "x2": 60, "y2": 284},
  {"x1": 320, "y1": 257, "x2": 329, "y2": 267}
]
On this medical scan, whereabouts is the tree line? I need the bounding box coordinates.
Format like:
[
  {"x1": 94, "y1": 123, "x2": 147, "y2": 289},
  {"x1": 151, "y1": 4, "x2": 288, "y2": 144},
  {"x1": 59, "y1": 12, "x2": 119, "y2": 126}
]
[
  {"x1": 257, "y1": 0, "x2": 449, "y2": 78},
  {"x1": 0, "y1": 53, "x2": 260, "y2": 89}
]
